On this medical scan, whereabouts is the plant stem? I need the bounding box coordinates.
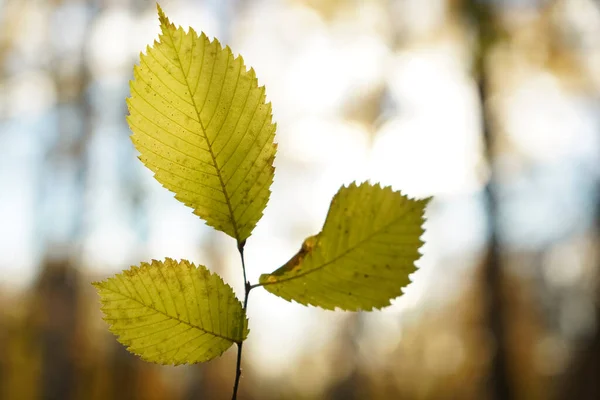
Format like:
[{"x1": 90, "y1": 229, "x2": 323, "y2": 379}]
[{"x1": 232, "y1": 240, "x2": 251, "y2": 400}]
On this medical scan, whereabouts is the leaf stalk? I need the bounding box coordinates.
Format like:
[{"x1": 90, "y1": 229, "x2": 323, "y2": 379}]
[{"x1": 232, "y1": 241, "x2": 253, "y2": 400}]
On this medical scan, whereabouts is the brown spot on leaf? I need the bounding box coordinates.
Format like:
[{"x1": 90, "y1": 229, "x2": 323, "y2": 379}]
[{"x1": 278, "y1": 234, "x2": 319, "y2": 275}]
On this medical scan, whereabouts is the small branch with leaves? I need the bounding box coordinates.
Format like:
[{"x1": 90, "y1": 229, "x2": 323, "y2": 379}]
[{"x1": 92, "y1": 5, "x2": 430, "y2": 400}]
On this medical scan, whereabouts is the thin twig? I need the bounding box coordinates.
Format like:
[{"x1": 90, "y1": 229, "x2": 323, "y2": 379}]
[
  {"x1": 232, "y1": 240, "x2": 252, "y2": 400},
  {"x1": 248, "y1": 282, "x2": 262, "y2": 290}
]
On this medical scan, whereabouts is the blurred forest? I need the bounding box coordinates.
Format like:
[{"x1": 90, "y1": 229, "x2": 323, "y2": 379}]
[{"x1": 1, "y1": 0, "x2": 599, "y2": 399}]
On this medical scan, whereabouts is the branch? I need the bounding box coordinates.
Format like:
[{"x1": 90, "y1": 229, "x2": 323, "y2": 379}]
[{"x1": 232, "y1": 240, "x2": 251, "y2": 400}]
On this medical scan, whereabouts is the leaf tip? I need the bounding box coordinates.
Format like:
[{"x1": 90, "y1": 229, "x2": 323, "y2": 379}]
[
  {"x1": 157, "y1": 3, "x2": 175, "y2": 36},
  {"x1": 156, "y1": 3, "x2": 166, "y2": 22},
  {"x1": 91, "y1": 281, "x2": 102, "y2": 289}
]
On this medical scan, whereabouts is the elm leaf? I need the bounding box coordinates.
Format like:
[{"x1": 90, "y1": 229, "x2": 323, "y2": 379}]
[
  {"x1": 127, "y1": 5, "x2": 277, "y2": 242},
  {"x1": 93, "y1": 258, "x2": 248, "y2": 365},
  {"x1": 259, "y1": 182, "x2": 430, "y2": 311}
]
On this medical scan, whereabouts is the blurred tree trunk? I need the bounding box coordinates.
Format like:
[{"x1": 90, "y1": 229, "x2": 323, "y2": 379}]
[
  {"x1": 558, "y1": 182, "x2": 600, "y2": 399},
  {"x1": 35, "y1": 259, "x2": 79, "y2": 400},
  {"x1": 464, "y1": 1, "x2": 514, "y2": 399},
  {"x1": 326, "y1": 314, "x2": 367, "y2": 400},
  {"x1": 0, "y1": 310, "x2": 6, "y2": 398},
  {"x1": 36, "y1": 0, "x2": 95, "y2": 397},
  {"x1": 108, "y1": 346, "x2": 139, "y2": 400}
]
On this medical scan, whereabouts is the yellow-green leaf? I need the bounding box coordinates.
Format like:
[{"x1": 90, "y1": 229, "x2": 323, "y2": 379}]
[
  {"x1": 127, "y1": 5, "x2": 277, "y2": 242},
  {"x1": 93, "y1": 258, "x2": 248, "y2": 365},
  {"x1": 259, "y1": 182, "x2": 430, "y2": 311}
]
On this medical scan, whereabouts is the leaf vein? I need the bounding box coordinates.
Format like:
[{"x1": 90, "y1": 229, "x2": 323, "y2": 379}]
[
  {"x1": 140, "y1": 56, "x2": 195, "y2": 108},
  {"x1": 208, "y1": 61, "x2": 246, "y2": 147},
  {"x1": 262, "y1": 201, "x2": 421, "y2": 286},
  {"x1": 100, "y1": 284, "x2": 237, "y2": 342}
]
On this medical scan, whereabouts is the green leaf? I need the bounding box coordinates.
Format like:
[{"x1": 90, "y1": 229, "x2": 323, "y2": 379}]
[
  {"x1": 93, "y1": 258, "x2": 248, "y2": 365},
  {"x1": 127, "y1": 5, "x2": 277, "y2": 242},
  {"x1": 259, "y1": 182, "x2": 430, "y2": 311}
]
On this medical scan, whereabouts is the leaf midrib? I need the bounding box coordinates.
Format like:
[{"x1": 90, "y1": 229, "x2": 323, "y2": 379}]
[
  {"x1": 162, "y1": 23, "x2": 240, "y2": 240},
  {"x1": 100, "y1": 284, "x2": 240, "y2": 343}
]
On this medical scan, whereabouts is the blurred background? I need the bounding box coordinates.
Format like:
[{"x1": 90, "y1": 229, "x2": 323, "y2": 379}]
[{"x1": 1, "y1": 0, "x2": 599, "y2": 399}]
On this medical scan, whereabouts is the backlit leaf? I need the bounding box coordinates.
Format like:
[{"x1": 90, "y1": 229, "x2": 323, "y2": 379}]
[
  {"x1": 127, "y1": 5, "x2": 277, "y2": 242},
  {"x1": 93, "y1": 258, "x2": 248, "y2": 365},
  {"x1": 259, "y1": 182, "x2": 430, "y2": 311}
]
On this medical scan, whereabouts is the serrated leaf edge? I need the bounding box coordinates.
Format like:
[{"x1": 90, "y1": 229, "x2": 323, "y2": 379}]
[
  {"x1": 93, "y1": 258, "x2": 249, "y2": 364},
  {"x1": 258, "y1": 181, "x2": 431, "y2": 311},
  {"x1": 126, "y1": 4, "x2": 277, "y2": 242}
]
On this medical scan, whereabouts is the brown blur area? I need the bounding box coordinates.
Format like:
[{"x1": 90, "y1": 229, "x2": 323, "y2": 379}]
[{"x1": 1, "y1": 0, "x2": 599, "y2": 399}]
